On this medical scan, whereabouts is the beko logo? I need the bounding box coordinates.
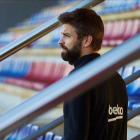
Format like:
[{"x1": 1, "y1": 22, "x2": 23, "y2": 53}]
[{"x1": 108, "y1": 104, "x2": 123, "y2": 115}]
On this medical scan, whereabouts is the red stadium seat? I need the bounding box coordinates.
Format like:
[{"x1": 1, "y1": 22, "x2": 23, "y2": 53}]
[
  {"x1": 42, "y1": 62, "x2": 57, "y2": 83},
  {"x1": 123, "y1": 20, "x2": 135, "y2": 40},
  {"x1": 50, "y1": 63, "x2": 66, "y2": 83},
  {"x1": 130, "y1": 19, "x2": 140, "y2": 37},
  {"x1": 103, "y1": 19, "x2": 140, "y2": 46},
  {"x1": 109, "y1": 20, "x2": 127, "y2": 46},
  {"x1": 103, "y1": 21, "x2": 114, "y2": 40},
  {"x1": 102, "y1": 21, "x2": 114, "y2": 46},
  {"x1": 5, "y1": 78, "x2": 48, "y2": 90}
]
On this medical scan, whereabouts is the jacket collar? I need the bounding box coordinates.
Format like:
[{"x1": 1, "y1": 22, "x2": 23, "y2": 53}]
[{"x1": 74, "y1": 53, "x2": 100, "y2": 68}]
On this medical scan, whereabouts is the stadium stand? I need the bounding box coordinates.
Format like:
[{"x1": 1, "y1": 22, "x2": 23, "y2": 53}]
[
  {"x1": 0, "y1": 58, "x2": 73, "y2": 90},
  {"x1": 97, "y1": 0, "x2": 140, "y2": 15},
  {"x1": 0, "y1": 58, "x2": 140, "y2": 109}
]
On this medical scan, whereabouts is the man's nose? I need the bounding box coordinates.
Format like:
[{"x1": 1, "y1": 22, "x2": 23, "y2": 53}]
[{"x1": 58, "y1": 37, "x2": 64, "y2": 45}]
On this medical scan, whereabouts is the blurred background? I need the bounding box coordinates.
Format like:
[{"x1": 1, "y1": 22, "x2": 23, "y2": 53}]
[{"x1": 0, "y1": 0, "x2": 140, "y2": 139}]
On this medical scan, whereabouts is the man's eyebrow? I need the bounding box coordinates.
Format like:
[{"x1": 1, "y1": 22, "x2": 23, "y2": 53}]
[{"x1": 61, "y1": 32, "x2": 71, "y2": 36}]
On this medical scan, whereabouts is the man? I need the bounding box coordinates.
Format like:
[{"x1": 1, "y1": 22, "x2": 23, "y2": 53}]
[{"x1": 58, "y1": 8, "x2": 128, "y2": 140}]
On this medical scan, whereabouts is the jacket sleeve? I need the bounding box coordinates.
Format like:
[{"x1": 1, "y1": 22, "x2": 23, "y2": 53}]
[{"x1": 64, "y1": 91, "x2": 91, "y2": 140}]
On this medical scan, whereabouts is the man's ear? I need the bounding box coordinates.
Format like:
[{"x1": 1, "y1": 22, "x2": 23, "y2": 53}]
[{"x1": 82, "y1": 35, "x2": 93, "y2": 47}]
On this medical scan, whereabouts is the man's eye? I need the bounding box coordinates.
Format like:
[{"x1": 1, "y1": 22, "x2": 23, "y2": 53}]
[{"x1": 65, "y1": 34, "x2": 69, "y2": 37}]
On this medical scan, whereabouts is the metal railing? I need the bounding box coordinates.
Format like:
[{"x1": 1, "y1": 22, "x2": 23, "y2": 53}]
[
  {"x1": 124, "y1": 70, "x2": 140, "y2": 85},
  {"x1": 0, "y1": 0, "x2": 140, "y2": 139},
  {"x1": 131, "y1": 134, "x2": 140, "y2": 140},
  {"x1": 23, "y1": 70, "x2": 140, "y2": 140},
  {"x1": 24, "y1": 116, "x2": 64, "y2": 140}
]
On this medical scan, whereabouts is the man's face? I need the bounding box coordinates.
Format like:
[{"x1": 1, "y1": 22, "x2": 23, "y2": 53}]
[{"x1": 58, "y1": 24, "x2": 82, "y2": 65}]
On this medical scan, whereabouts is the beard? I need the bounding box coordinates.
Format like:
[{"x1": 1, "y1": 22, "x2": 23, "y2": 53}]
[{"x1": 60, "y1": 40, "x2": 82, "y2": 65}]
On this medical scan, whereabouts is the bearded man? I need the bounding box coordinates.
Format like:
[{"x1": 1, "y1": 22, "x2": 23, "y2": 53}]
[{"x1": 58, "y1": 8, "x2": 128, "y2": 140}]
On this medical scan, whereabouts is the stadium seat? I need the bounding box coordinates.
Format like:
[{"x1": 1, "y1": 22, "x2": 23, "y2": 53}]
[
  {"x1": 30, "y1": 125, "x2": 44, "y2": 140},
  {"x1": 121, "y1": 20, "x2": 135, "y2": 41},
  {"x1": 128, "y1": 101, "x2": 140, "y2": 109},
  {"x1": 102, "y1": 19, "x2": 140, "y2": 46},
  {"x1": 132, "y1": 103, "x2": 140, "y2": 110},
  {"x1": 50, "y1": 63, "x2": 65, "y2": 83},
  {"x1": 0, "y1": 60, "x2": 12, "y2": 76},
  {"x1": 108, "y1": 20, "x2": 127, "y2": 46},
  {"x1": 53, "y1": 135, "x2": 64, "y2": 140},
  {"x1": 0, "y1": 59, "x2": 30, "y2": 78},
  {"x1": 102, "y1": 21, "x2": 114, "y2": 46},
  {"x1": 6, "y1": 124, "x2": 44, "y2": 140},
  {"x1": 120, "y1": 66, "x2": 134, "y2": 79},
  {"x1": 127, "y1": 67, "x2": 140, "y2": 95},
  {"x1": 6, "y1": 128, "x2": 19, "y2": 140},
  {"x1": 5, "y1": 78, "x2": 48, "y2": 90},
  {"x1": 44, "y1": 131, "x2": 55, "y2": 140},
  {"x1": 6, "y1": 124, "x2": 31, "y2": 140},
  {"x1": 130, "y1": 19, "x2": 140, "y2": 37},
  {"x1": 99, "y1": 0, "x2": 139, "y2": 14}
]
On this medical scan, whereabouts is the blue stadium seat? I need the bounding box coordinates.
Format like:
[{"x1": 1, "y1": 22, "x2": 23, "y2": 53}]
[
  {"x1": 6, "y1": 128, "x2": 19, "y2": 140},
  {"x1": 128, "y1": 101, "x2": 140, "y2": 109},
  {"x1": 10, "y1": 60, "x2": 31, "y2": 77},
  {"x1": 0, "y1": 60, "x2": 12, "y2": 76},
  {"x1": 98, "y1": 0, "x2": 139, "y2": 15},
  {"x1": 44, "y1": 131, "x2": 55, "y2": 140},
  {"x1": 127, "y1": 67, "x2": 140, "y2": 95},
  {"x1": 6, "y1": 124, "x2": 28, "y2": 140},
  {"x1": 53, "y1": 135, "x2": 64, "y2": 140},
  {"x1": 6, "y1": 124, "x2": 44, "y2": 140},
  {"x1": 121, "y1": 66, "x2": 134, "y2": 79},
  {"x1": 0, "y1": 59, "x2": 31, "y2": 78},
  {"x1": 132, "y1": 102, "x2": 140, "y2": 110},
  {"x1": 30, "y1": 125, "x2": 44, "y2": 140}
]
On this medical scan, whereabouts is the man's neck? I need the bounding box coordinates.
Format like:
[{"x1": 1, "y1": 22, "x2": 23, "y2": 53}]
[{"x1": 80, "y1": 50, "x2": 98, "y2": 57}]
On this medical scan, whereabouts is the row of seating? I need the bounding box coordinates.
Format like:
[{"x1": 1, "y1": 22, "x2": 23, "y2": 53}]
[
  {"x1": 103, "y1": 19, "x2": 140, "y2": 46},
  {"x1": 0, "y1": 27, "x2": 61, "y2": 48},
  {"x1": 97, "y1": 0, "x2": 140, "y2": 15},
  {"x1": 0, "y1": 58, "x2": 140, "y2": 94},
  {"x1": 0, "y1": 59, "x2": 73, "y2": 90},
  {"x1": 15, "y1": 0, "x2": 79, "y2": 27},
  {"x1": 0, "y1": 32, "x2": 27, "y2": 48},
  {"x1": 0, "y1": 59, "x2": 31, "y2": 77},
  {"x1": 17, "y1": 7, "x2": 68, "y2": 27},
  {"x1": 6, "y1": 124, "x2": 63, "y2": 140},
  {"x1": 0, "y1": 58, "x2": 140, "y2": 95},
  {"x1": 30, "y1": 27, "x2": 61, "y2": 48},
  {"x1": 0, "y1": 59, "x2": 73, "y2": 81},
  {"x1": 15, "y1": 0, "x2": 140, "y2": 27},
  {"x1": 1, "y1": 18, "x2": 140, "y2": 48}
]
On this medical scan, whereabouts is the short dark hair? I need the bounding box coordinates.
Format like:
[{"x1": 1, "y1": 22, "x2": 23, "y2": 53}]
[{"x1": 58, "y1": 8, "x2": 104, "y2": 51}]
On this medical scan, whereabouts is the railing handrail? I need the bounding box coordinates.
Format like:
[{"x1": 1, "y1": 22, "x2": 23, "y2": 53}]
[
  {"x1": 0, "y1": 32, "x2": 139, "y2": 138},
  {"x1": 0, "y1": 0, "x2": 103, "y2": 62},
  {"x1": 24, "y1": 116, "x2": 64, "y2": 140},
  {"x1": 131, "y1": 134, "x2": 140, "y2": 140},
  {"x1": 125, "y1": 70, "x2": 140, "y2": 85},
  {"x1": 23, "y1": 70, "x2": 140, "y2": 140}
]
